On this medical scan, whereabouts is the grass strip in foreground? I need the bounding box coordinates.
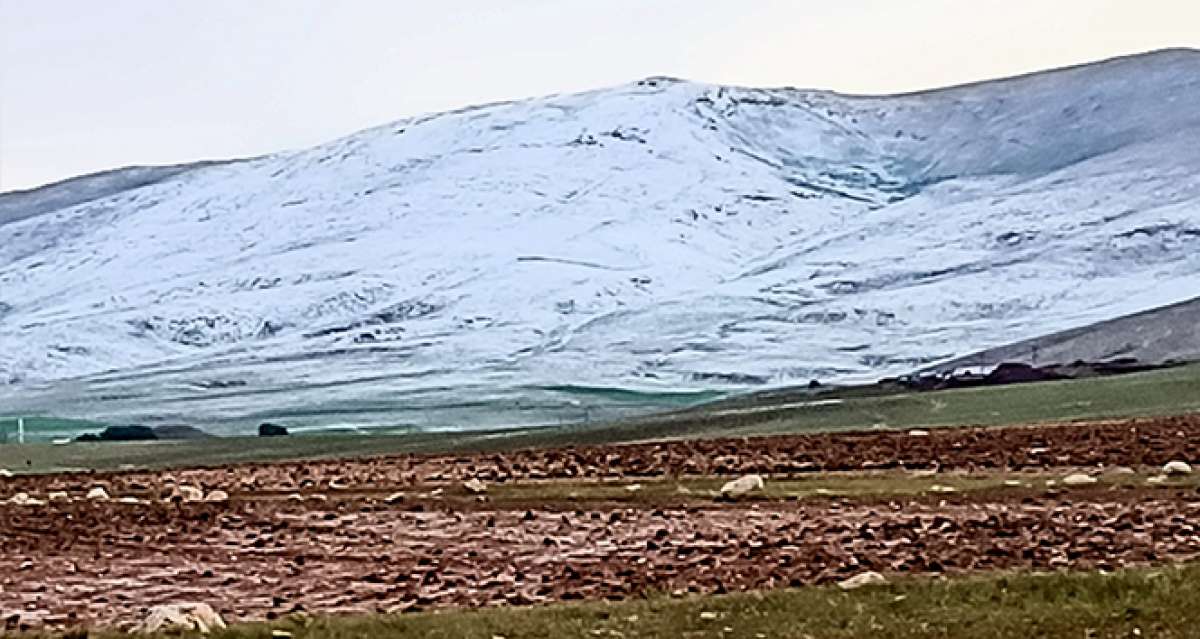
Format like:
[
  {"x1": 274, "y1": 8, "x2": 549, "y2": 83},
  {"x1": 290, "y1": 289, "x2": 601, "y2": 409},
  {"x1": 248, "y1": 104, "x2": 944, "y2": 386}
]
[{"x1": 88, "y1": 564, "x2": 1200, "y2": 638}]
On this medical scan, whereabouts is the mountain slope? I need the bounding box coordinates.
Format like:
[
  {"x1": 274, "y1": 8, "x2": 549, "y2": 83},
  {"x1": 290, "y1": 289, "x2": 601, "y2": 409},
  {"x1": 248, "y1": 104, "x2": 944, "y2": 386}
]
[
  {"x1": 926, "y1": 295, "x2": 1200, "y2": 374},
  {"x1": 2, "y1": 49, "x2": 1199, "y2": 433}
]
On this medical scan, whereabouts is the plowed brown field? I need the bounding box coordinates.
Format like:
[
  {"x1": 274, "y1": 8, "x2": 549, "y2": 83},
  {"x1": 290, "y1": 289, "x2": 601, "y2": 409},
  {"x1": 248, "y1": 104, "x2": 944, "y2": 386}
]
[{"x1": 3, "y1": 415, "x2": 1199, "y2": 632}]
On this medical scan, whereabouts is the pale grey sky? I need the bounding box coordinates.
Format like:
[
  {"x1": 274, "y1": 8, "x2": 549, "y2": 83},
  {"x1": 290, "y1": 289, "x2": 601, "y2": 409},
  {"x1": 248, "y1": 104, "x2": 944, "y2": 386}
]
[{"x1": 1, "y1": 0, "x2": 1197, "y2": 192}]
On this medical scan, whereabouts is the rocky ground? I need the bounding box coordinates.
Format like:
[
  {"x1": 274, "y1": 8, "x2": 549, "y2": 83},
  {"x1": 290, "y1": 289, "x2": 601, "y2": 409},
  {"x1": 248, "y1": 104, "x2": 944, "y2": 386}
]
[{"x1": 2, "y1": 415, "x2": 1199, "y2": 632}]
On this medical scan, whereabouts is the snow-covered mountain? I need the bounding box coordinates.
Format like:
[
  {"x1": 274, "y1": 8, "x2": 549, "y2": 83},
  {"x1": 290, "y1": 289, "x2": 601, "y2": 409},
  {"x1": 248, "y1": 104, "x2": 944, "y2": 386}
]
[{"x1": 2, "y1": 49, "x2": 1199, "y2": 434}]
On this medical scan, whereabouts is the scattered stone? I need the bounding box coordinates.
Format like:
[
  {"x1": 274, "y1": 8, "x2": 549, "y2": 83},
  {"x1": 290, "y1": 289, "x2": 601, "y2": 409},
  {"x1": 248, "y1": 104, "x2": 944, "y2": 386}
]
[
  {"x1": 204, "y1": 490, "x2": 230, "y2": 503},
  {"x1": 1147, "y1": 475, "x2": 1168, "y2": 485},
  {"x1": 286, "y1": 493, "x2": 305, "y2": 502},
  {"x1": 7, "y1": 492, "x2": 45, "y2": 506},
  {"x1": 117, "y1": 497, "x2": 146, "y2": 505},
  {"x1": 47, "y1": 491, "x2": 70, "y2": 503},
  {"x1": 1002, "y1": 479, "x2": 1024, "y2": 487},
  {"x1": 720, "y1": 474, "x2": 765, "y2": 498},
  {"x1": 699, "y1": 611, "x2": 719, "y2": 620},
  {"x1": 907, "y1": 429, "x2": 930, "y2": 437},
  {"x1": 838, "y1": 571, "x2": 887, "y2": 590},
  {"x1": 624, "y1": 484, "x2": 643, "y2": 493},
  {"x1": 271, "y1": 630, "x2": 294, "y2": 638},
  {"x1": 85, "y1": 487, "x2": 110, "y2": 501},
  {"x1": 177, "y1": 485, "x2": 205, "y2": 502},
  {"x1": 928, "y1": 484, "x2": 958, "y2": 493},
  {"x1": 1105, "y1": 466, "x2": 1137, "y2": 476},
  {"x1": 133, "y1": 603, "x2": 226, "y2": 634},
  {"x1": 1062, "y1": 473, "x2": 1099, "y2": 486},
  {"x1": 1163, "y1": 461, "x2": 1193, "y2": 476},
  {"x1": 259, "y1": 423, "x2": 289, "y2": 437},
  {"x1": 463, "y1": 478, "x2": 488, "y2": 494}
]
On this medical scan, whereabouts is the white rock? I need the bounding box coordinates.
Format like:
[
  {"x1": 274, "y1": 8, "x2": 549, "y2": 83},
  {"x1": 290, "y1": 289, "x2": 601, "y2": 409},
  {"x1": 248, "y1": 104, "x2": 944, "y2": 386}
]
[
  {"x1": 720, "y1": 474, "x2": 765, "y2": 498},
  {"x1": 384, "y1": 491, "x2": 406, "y2": 504},
  {"x1": 624, "y1": 483, "x2": 643, "y2": 493},
  {"x1": 0, "y1": 469, "x2": 13, "y2": 478},
  {"x1": 1147, "y1": 475, "x2": 1168, "y2": 484},
  {"x1": 1106, "y1": 466, "x2": 1137, "y2": 476},
  {"x1": 177, "y1": 485, "x2": 205, "y2": 502},
  {"x1": 7, "y1": 492, "x2": 46, "y2": 506},
  {"x1": 1002, "y1": 479, "x2": 1024, "y2": 487},
  {"x1": 48, "y1": 491, "x2": 71, "y2": 503},
  {"x1": 699, "y1": 611, "x2": 719, "y2": 620},
  {"x1": 907, "y1": 429, "x2": 930, "y2": 437},
  {"x1": 928, "y1": 484, "x2": 958, "y2": 493},
  {"x1": 1062, "y1": 473, "x2": 1098, "y2": 486},
  {"x1": 203, "y1": 490, "x2": 230, "y2": 503},
  {"x1": 838, "y1": 571, "x2": 888, "y2": 590},
  {"x1": 86, "y1": 487, "x2": 110, "y2": 501},
  {"x1": 1163, "y1": 461, "x2": 1193, "y2": 476},
  {"x1": 463, "y1": 478, "x2": 488, "y2": 494},
  {"x1": 133, "y1": 603, "x2": 226, "y2": 634}
]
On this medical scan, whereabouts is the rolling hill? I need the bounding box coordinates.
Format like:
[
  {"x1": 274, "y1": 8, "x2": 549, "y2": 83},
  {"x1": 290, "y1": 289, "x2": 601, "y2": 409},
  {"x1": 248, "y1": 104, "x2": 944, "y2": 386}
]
[{"x1": 1, "y1": 49, "x2": 1198, "y2": 434}]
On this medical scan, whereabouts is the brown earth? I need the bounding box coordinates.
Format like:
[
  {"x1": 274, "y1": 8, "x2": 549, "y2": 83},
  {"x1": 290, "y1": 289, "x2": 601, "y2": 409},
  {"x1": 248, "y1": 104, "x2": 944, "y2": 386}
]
[{"x1": 2, "y1": 415, "x2": 1199, "y2": 632}]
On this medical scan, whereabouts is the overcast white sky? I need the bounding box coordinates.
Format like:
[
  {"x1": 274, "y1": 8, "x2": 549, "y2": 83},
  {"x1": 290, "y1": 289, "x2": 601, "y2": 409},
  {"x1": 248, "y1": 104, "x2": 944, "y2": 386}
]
[{"x1": 2, "y1": 0, "x2": 1198, "y2": 192}]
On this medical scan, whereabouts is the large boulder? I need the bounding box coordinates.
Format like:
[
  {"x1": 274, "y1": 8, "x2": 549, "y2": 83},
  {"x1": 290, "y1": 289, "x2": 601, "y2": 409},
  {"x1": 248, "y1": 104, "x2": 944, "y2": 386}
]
[
  {"x1": 1163, "y1": 461, "x2": 1193, "y2": 476},
  {"x1": 1062, "y1": 473, "x2": 1099, "y2": 486},
  {"x1": 719, "y1": 474, "x2": 765, "y2": 498},
  {"x1": 258, "y1": 422, "x2": 289, "y2": 437},
  {"x1": 168, "y1": 485, "x2": 205, "y2": 503},
  {"x1": 838, "y1": 571, "x2": 887, "y2": 590},
  {"x1": 132, "y1": 603, "x2": 226, "y2": 634}
]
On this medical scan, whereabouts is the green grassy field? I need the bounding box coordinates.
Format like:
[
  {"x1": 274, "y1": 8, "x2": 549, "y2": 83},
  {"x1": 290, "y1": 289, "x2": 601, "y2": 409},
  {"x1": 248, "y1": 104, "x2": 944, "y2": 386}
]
[
  {"x1": 4, "y1": 363, "x2": 1199, "y2": 474},
  {"x1": 78, "y1": 564, "x2": 1200, "y2": 639}
]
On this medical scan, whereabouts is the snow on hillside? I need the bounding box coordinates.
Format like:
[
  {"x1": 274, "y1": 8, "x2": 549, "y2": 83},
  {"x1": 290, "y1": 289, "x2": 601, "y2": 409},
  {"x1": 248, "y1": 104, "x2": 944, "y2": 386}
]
[{"x1": 1, "y1": 49, "x2": 1199, "y2": 433}]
